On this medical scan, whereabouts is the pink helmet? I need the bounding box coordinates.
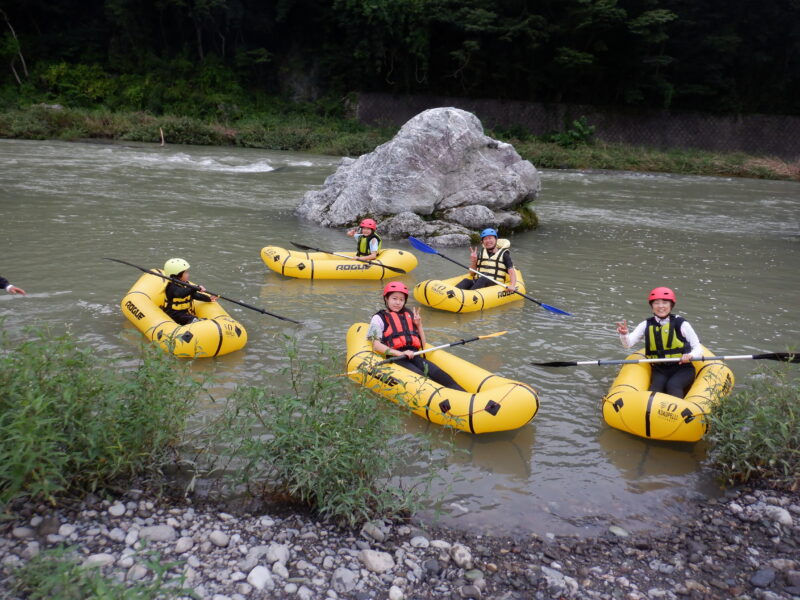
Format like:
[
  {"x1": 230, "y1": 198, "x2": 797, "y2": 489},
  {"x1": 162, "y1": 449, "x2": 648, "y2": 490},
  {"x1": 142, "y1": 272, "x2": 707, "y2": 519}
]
[
  {"x1": 648, "y1": 287, "x2": 676, "y2": 304},
  {"x1": 383, "y1": 281, "x2": 409, "y2": 297},
  {"x1": 359, "y1": 218, "x2": 378, "y2": 231}
]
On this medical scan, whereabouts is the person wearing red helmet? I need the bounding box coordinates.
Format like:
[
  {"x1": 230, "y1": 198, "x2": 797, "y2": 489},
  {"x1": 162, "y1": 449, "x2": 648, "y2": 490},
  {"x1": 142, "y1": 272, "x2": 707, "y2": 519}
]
[
  {"x1": 347, "y1": 218, "x2": 382, "y2": 261},
  {"x1": 615, "y1": 287, "x2": 704, "y2": 398},
  {"x1": 367, "y1": 281, "x2": 464, "y2": 390}
]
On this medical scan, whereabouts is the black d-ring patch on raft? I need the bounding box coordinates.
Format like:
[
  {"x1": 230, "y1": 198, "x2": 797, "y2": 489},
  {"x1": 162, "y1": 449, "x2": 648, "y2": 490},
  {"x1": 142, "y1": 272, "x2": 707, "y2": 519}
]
[
  {"x1": 484, "y1": 400, "x2": 500, "y2": 416},
  {"x1": 681, "y1": 407, "x2": 694, "y2": 423},
  {"x1": 613, "y1": 398, "x2": 624, "y2": 412},
  {"x1": 180, "y1": 331, "x2": 194, "y2": 343},
  {"x1": 438, "y1": 399, "x2": 451, "y2": 414}
]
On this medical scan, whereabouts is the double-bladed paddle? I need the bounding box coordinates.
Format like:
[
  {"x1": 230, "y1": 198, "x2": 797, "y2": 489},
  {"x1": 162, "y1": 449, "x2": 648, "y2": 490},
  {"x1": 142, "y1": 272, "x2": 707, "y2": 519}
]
[
  {"x1": 533, "y1": 353, "x2": 800, "y2": 368},
  {"x1": 290, "y1": 242, "x2": 407, "y2": 274},
  {"x1": 407, "y1": 236, "x2": 571, "y2": 316},
  {"x1": 340, "y1": 330, "x2": 507, "y2": 376},
  {"x1": 105, "y1": 257, "x2": 302, "y2": 324}
]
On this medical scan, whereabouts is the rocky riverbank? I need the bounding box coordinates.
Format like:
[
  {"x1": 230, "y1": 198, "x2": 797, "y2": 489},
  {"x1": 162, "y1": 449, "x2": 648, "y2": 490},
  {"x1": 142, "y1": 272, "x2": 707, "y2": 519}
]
[{"x1": 1, "y1": 483, "x2": 798, "y2": 600}]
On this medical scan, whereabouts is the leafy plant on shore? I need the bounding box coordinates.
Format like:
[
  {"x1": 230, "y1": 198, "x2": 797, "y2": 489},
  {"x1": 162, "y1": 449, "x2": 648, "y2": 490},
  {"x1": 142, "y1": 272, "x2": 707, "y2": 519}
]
[
  {"x1": 13, "y1": 545, "x2": 194, "y2": 599},
  {"x1": 707, "y1": 365, "x2": 800, "y2": 491},
  {"x1": 0, "y1": 328, "x2": 203, "y2": 512},
  {"x1": 211, "y1": 338, "x2": 451, "y2": 526}
]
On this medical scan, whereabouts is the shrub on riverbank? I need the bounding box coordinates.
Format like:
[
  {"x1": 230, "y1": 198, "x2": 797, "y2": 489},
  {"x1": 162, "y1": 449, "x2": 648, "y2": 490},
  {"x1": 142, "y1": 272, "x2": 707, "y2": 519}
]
[
  {"x1": 13, "y1": 545, "x2": 191, "y2": 599},
  {"x1": 1, "y1": 103, "x2": 798, "y2": 181},
  {"x1": 707, "y1": 364, "x2": 800, "y2": 491},
  {"x1": 211, "y1": 340, "x2": 448, "y2": 526},
  {"x1": 0, "y1": 330, "x2": 202, "y2": 512}
]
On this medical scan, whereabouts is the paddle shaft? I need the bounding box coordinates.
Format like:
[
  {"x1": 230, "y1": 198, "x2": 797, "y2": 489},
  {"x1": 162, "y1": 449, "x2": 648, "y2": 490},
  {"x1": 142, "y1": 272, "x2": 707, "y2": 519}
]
[
  {"x1": 105, "y1": 258, "x2": 302, "y2": 324},
  {"x1": 534, "y1": 353, "x2": 799, "y2": 368},
  {"x1": 290, "y1": 242, "x2": 406, "y2": 274},
  {"x1": 341, "y1": 331, "x2": 507, "y2": 376},
  {"x1": 407, "y1": 236, "x2": 571, "y2": 315}
]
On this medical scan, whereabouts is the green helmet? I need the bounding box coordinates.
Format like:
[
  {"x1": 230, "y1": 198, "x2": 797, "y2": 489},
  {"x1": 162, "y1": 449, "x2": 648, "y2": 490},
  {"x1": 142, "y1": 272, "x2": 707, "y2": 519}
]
[{"x1": 164, "y1": 258, "x2": 190, "y2": 277}]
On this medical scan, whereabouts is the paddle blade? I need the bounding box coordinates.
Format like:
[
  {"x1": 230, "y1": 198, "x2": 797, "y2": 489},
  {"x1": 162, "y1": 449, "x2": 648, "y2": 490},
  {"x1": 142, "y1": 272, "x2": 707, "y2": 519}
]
[
  {"x1": 290, "y1": 241, "x2": 317, "y2": 252},
  {"x1": 754, "y1": 352, "x2": 800, "y2": 363},
  {"x1": 532, "y1": 360, "x2": 579, "y2": 368},
  {"x1": 540, "y1": 303, "x2": 572, "y2": 316},
  {"x1": 479, "y1": 331, "x2": 508, "y2": 339},
  {"x1": 407, "y1": 236, "x2": 438, "y2": 254}
]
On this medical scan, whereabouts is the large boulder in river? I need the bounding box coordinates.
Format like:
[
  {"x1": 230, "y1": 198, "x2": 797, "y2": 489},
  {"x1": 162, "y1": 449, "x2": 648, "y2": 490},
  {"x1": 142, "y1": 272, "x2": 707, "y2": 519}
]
[{"x1": 295, "y1": 107, "x2": 540, "y2": 246}]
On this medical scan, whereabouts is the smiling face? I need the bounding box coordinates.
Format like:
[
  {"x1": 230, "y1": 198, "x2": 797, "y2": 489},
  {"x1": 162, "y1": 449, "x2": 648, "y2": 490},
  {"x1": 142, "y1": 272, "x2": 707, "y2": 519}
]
[
  {"x1": 361, "y1": 226, "x2": 374, "y2": 235},
  {"x1": 384, "y1": 291, "x2": 407, "y2": 312},
  {"x1": 481, "y1": 235, "x2": 497, "y2": 251},
  {"x1": 650, "y1": 298, "x2": 673, "y2": 318}
]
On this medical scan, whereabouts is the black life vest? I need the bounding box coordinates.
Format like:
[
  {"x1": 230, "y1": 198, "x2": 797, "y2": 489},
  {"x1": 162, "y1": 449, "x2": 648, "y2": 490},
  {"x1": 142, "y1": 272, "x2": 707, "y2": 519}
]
[
  {"x1": 645, "y1": 315, "x2": 690, "y2": 359},
  {"x1": 357, "y1": 232, "x2": 382, "y2": 256},
  {"x1": 163, "y1": 280, "x2": 195, "y2": 314},
  {"x1": 475, "y1": 246, "x2": 509, "y2": 282},
  {"x1": 376, "y1": 309, "x2": 421, "y2": 351}
]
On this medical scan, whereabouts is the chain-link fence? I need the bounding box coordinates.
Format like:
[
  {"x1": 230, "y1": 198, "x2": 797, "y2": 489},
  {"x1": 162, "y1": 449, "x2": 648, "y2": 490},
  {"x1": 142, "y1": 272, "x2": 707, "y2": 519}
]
[{"x1": 356, "y1": 92, "x2": 800, "y2": 160}]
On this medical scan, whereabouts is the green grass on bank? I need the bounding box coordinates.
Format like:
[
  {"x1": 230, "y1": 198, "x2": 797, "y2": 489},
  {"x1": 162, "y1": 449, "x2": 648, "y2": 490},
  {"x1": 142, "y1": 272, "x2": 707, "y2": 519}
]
[
  {"x1": 708, "y1": 364, "x2": 800, "y2": 491},
  {"x1": 0, "y1": 104, "x2": 797, "y2": 181}
]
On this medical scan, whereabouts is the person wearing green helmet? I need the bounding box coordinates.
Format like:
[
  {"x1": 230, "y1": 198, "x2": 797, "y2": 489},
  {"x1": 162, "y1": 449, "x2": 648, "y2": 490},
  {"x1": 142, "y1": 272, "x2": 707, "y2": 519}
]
[
  {"x1": 162, "y1": 258, "x2": 218, "y2": 325},
  {"x1": 455, "y1": 228, "x2": 517, "y2": 292}
]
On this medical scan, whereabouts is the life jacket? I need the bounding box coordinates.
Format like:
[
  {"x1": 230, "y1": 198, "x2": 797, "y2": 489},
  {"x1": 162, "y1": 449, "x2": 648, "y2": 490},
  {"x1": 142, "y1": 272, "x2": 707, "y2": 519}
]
[
  {"x1": 356, "y1": 232, "x2": 382, "y2": 256},
  {"x1": 645, "y1": 315, "x2": 690, "y2": 359},
  {"x1": 376, "y1": 308, "x2": 421, "y2": 352},
  {"x1": 475, "y1": 240, "x2": 510, "y2": 282},
  {"x1": 163, "y1": 279, "x2": 196, "y2": 315}
]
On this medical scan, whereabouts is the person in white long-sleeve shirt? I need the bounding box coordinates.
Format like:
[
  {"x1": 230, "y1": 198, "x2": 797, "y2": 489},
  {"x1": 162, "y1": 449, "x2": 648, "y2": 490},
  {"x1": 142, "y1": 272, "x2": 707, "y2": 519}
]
[
  {"x1": 0, "y1": 275, "x2": 25, "y2": 295},
  {"x1": 615, "y1": 286, "x2": 702, "y2": 398}
]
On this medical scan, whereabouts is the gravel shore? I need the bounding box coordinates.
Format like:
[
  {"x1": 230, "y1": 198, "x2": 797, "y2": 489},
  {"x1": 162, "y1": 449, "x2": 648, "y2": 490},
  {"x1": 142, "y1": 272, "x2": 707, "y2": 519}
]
[{"x1": 1, "y1": 483, "x2": 798, "y2": 600}]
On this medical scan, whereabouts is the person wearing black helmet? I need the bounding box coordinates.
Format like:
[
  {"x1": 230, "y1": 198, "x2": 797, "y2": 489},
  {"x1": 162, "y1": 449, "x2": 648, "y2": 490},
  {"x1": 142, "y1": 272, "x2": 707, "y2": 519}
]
[
  {"x1": 616, "y1": 287, "x2": 703, "y2": 398},
  {"x1": 161, "y1": 258, "x2": 218, "y2": 325},
  {"x1": 455, "y1": 228, "x2": 517, "y2": 291},
  {"x1": 367, "y1": 281, "x2": 464, "y2": 391}
]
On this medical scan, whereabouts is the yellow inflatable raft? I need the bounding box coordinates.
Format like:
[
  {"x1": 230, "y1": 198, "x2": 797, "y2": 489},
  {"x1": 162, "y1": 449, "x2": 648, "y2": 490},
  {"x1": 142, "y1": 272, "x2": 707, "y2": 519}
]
[
  {"x1": 261, "y1": 246, "x2": 417, "y2": 280},
  {"x1": 413, "y1": 269, "x2": 525, "y2": 313},
  {"x1": 120, "y1": 270, "x2": 247, "y2": 358},
  {"x1": 345, "y1": 323, "x2": 539, "y2": 434},
  {"x1": 602, "y1": 346, "x2": 734, "y2": 442}
]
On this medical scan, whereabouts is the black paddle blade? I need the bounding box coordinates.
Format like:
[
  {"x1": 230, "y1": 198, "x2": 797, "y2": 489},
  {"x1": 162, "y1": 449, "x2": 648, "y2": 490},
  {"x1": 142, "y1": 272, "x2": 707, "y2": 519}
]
[
  {"x1": 756, "y1": 352, "x2": 800, "y2": 363},
  {"x1": 531, "y1": 361, "x2": 579, "y2": 368}
]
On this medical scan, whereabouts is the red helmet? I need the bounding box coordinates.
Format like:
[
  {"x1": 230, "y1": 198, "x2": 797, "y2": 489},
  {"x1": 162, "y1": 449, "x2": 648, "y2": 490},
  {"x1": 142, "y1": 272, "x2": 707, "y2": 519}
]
[
  {"x1": 648, "y1": 287, "x2": 676, "y2": 304},
  {"x1": 383, "y1": 281, "x2": 409, "y2": 297},
  {"x1": 359, "y1": 218, "x2": 378, "y2": 231}
]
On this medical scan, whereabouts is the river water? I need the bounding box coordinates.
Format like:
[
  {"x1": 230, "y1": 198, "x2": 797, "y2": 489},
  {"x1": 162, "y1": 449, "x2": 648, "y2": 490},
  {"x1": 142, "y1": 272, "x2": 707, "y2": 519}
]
[{"x1": 2, "y1": 138, "x2": 798, "y2": 537}]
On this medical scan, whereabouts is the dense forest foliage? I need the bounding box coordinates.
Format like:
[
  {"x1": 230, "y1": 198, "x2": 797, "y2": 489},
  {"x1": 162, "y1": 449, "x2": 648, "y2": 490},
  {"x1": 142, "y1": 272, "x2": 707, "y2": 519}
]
[{"x1": 1, "y1": 0, "x2": 798, "y2": 117}]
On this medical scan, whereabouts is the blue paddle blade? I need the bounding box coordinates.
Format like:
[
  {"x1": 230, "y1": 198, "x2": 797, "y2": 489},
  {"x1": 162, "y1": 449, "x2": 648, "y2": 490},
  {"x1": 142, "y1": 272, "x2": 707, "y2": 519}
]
[
  {"x1": 407, "y1": 236, "x2": 438, "y2": 254},
  {"x1": 540, "y1": 303, "x2": 572, "y2": 316}
]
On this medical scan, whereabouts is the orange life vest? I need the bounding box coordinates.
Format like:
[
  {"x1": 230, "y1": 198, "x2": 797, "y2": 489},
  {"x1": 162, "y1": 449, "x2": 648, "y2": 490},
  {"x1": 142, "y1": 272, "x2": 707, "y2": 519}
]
[{"x1": 376, "y1": 309, "x2": 422, "y2": 351}]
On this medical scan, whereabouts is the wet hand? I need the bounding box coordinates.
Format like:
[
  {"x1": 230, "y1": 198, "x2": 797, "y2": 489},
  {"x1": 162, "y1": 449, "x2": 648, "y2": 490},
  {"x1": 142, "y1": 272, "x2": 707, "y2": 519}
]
[
  {"x1": 210, "y1": 295, "x2": 219, "y2": 302},
  {"x1": 8, "y1": 286, "x2": 26, "y2": 295},
  {"x1": 615, "y1": 319, "x2": 628, "y2": 335},
  {"x1": 679, "y1": 353, "x2": 691, "y2": 364},
  {"x1": 469, "y1": 246, "x2": 478, "y2": 262},
  {"x1": 402, "y1": 350, "x2": 415, "y2": 359}
]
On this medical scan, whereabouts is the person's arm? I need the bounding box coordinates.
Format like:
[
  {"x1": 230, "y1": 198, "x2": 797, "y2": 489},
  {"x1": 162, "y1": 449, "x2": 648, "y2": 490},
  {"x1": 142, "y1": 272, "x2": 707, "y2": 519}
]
[
  {"x1": 680, "y1": 321, "x2": 704, "y2": 361},
  {"x1": 617, "y1": 320, "x2": 646, "y2": 348},
  {"x1": 503, "y1": 254, "x2": 516, "y2": 290},
  {"x1": 0, "y1": 276, "x2": 25, "y2": 295},
  {"x1": 368, "y1": 316, "x2": 398, "y2": 357}
]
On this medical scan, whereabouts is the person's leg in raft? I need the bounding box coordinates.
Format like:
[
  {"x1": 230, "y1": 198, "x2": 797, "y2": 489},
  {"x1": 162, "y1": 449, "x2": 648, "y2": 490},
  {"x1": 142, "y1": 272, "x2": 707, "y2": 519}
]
[
  {"x1": 455, "y1": 277, "x2": 475, "y2": 289},
  {"x1": 649, "y1": 365, "x2": 671, "y2": 394},
  {"x1": 664, "y1": 364, "x2": 696, "y2": 398},
  {"x1": 394, "y1": 356, "x2": 465, "y2": 391}
]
